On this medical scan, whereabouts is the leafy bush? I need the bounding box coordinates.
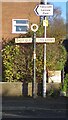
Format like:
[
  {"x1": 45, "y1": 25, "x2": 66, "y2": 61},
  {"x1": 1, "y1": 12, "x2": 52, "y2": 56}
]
[
  {"x1": 60, "y1": 74, "x2": 68, "y2": 92},
  {"x1": 2, "y1": 37, "x2": 33, "y2": 82},
  {"x1": 2, "y1": 19, "x2": 67, "y2": 82},
  {"x1": 63, "y1": 74, "x2": 68, "y2": 91}
]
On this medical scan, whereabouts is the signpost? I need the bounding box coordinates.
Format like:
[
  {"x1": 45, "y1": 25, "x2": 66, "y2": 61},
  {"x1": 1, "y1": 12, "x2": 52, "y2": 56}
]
[
  {"x1": 33, "y1": 32, "x2": 37, "y2": 98},
  {"x1": 31, "y1": 24, "x2": 38, "y2": 98},
  {"x1": 34, "y1": 0, "x2": 54, "y2": 98},
  {"x1": 15, "y1": 0, "x2": 54, "y2": 98}
]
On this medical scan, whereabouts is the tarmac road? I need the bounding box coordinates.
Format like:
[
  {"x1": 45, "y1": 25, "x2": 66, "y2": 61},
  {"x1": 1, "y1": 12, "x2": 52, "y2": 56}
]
[{"x1": 1, "y1": 96, "x2": 68, "y2": 119}]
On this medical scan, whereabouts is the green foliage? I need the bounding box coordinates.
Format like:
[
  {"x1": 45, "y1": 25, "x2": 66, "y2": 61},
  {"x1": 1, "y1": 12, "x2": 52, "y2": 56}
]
[
  {"x1": 2, "y1": 32, "x2": 67, "y2": 82},
  {"x1": 36, "y1": 44, "x2": 43, "y2": 82},
  {"x1": 48, "y1": 87, "x2": 54, "y2": 96},
  {"x1": 2, "y1": 43, "x2": 20, "y2": 82},
  {"x1": 36, "y1": 22, "x2": 44, "y2": 37},
  {"x1": 46, "y1": 44, "x2": 67, "y2": 70},
  {"x1": 2, "y1": 35, "x2": 34, "y2": 82},
  {"x1": 63, "y1": 74, "x2": 68, "y2": 92},
  {"x1": 60, "y1": 74, "x2": 68, "y2": 92}
]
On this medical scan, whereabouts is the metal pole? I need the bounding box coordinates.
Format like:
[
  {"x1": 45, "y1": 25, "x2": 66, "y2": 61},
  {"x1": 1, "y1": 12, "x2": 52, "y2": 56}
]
[
  {"x1": 33, "y1": 32, "x2": 37, "y2": 98},
  {"x1": 42, "y1": 0, "x2": 47, "y2": 98}
]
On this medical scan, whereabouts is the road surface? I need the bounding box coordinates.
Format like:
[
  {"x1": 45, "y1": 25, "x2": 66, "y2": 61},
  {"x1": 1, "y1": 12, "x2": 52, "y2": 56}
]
[{"x1": 1, "y1": 96, "x2": 68, "y2": 119}]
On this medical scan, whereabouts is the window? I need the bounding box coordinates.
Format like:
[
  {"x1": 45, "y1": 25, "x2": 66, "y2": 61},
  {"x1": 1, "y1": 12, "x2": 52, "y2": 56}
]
[{"x1": 12, "y1": 19, "x2": 29, "y2": 34}]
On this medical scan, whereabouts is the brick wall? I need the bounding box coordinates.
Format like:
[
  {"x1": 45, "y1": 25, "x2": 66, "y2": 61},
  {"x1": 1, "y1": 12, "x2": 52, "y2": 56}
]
[{"x1": 2, "y1": 2, "x2": 40, "y2": 39}]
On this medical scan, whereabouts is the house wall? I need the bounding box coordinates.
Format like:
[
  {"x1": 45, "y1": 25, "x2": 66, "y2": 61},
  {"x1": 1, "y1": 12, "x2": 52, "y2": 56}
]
[{"x1": 2, "y1": 2, "x2": 40, "y2": 40}]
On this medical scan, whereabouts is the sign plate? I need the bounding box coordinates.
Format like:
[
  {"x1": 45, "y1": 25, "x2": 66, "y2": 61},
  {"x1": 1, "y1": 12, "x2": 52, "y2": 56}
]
[
  {"x1": 36, "y1": 38, "x2": 55, "y2": 43},
  {"x1": 34, "y1": 4, "x2": 53, "y2": 16},
  {"x1": 43, "y1": 19, "x2": 48, "y2": 26},
  {"x1": 15, "y1": 38, "x2": 55, "y2": 43},
  {"x1": 15, "y1": 38, "x2": 32, "y2": 43}
]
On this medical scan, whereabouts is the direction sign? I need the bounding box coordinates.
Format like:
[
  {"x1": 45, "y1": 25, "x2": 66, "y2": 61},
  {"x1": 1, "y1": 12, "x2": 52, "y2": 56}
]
[
  {"x1": 15, "y1": 38, "x2": 55, "y2": 43},
  {"x1": 15, "y1": 38, "x2": 32, "y2": 43},
  {"x1": 36, "y1": 38, "x2": 55, "y2": 43},
  {"x1": 34, "y1": 4, "x2": 53, "y2": 16}
]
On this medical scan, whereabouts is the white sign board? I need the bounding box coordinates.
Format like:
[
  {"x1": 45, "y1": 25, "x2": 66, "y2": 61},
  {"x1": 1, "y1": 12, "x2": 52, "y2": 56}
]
[
  {"x1": 36, "y1": 38, "x2": 55, "y2": 43},
  {"x1": 15, "y1": 38, "x2": 32, "y2": 43},
  {"x1": 15, "y1": 38, "x2": 55, "y2": 43},
  {"x1": 34, "y1": 4, "x2": 53, "y2": 16}
]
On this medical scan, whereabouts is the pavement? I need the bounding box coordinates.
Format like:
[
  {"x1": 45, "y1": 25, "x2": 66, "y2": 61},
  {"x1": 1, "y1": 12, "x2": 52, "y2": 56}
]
[{"x1": 1, "y1": 96, "x2": 68, "y2": 119}]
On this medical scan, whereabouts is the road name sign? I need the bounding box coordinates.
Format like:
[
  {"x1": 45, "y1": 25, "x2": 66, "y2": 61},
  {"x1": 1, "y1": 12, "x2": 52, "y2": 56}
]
[
  {"x1": 15, "y1": 38, "x2": 55, "y2": 43},
  {"x1": 36, "y1": 38, "x2": 55, "y2": 43},
  {"x1": 34, "y1": 4, "x2": 53, "y2": 16},
  {"x1": 15, "y1": 38, "x2": 32, "y2": 43}
]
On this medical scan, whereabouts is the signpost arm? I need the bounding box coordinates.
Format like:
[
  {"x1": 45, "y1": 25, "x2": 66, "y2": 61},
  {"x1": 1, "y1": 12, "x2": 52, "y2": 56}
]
[{"x1": 42, "y1": 0, "x2": 47, "y2": 98}]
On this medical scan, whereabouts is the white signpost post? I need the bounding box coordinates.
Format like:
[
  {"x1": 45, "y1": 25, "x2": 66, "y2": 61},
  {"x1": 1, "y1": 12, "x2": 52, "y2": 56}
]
[{"x1": 34, "y1": 0, "x2": 54, "y2": 98}]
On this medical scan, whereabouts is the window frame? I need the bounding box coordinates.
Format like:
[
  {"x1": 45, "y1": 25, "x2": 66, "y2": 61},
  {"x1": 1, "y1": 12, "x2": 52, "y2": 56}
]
[{"x1": 12, "y1": 19, "x2": 29, "y2": 34}]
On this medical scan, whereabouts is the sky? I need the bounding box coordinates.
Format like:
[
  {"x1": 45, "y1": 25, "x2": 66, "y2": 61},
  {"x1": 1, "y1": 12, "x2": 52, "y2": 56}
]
[
  {"x1": 52, "y1": 2, "x2": 66, "y2": 22},
  {"x1": 42, "y1": 0, "x2": 67, "y2": 22}
]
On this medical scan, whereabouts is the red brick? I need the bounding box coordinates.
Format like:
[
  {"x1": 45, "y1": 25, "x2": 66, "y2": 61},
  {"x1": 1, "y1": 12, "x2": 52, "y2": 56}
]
[{"x1": 2, "y1": 2, "x2": 40, "y2": 40}]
